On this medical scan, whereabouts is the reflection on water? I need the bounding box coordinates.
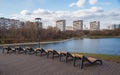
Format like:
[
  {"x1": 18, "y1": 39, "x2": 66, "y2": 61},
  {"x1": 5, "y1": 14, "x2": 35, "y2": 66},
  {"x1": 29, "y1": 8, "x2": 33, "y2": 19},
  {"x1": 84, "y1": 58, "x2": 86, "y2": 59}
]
[{"x1": 0, "y1": 38, "x2": 120, "y2": 55}]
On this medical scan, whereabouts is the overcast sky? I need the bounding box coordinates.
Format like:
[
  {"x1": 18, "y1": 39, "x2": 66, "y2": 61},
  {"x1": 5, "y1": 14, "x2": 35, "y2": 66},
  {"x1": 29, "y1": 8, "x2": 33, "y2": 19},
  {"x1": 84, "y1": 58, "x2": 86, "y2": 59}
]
[{"x1": 0, "y1": 0, "x2": 120, "y2": 29}]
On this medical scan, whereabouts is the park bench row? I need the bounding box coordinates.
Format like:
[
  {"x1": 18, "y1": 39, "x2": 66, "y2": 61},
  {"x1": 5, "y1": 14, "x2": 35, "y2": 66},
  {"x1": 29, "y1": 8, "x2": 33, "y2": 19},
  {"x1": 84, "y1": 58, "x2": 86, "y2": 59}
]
[{"x1": 2, "y1": 46, "x2": 102, "y2": 69}]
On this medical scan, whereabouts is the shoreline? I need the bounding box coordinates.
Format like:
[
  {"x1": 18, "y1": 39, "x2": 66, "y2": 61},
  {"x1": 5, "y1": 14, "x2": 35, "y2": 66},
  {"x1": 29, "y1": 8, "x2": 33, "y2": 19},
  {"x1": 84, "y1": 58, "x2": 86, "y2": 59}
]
[
  {"x1": 0, "y1": 39, "x2": 71, "y2": 47},
  {"x1": 0, "y1": 37, "x2": 120, "y2": 46}
]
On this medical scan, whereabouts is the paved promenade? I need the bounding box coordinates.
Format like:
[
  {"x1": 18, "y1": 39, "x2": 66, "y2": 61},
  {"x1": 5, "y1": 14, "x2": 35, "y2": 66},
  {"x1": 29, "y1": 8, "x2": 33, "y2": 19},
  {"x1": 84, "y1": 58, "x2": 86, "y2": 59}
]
[{"x1": 0, "y1": 52, "x2": 120, "y2": 75}]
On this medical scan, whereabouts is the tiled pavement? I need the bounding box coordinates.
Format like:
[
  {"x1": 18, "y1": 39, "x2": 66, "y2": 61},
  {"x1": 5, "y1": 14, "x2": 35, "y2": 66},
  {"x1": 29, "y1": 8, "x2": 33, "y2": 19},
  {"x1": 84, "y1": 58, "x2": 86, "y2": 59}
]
[{"x1": 0, "y1": 52, "x2": 120, "y2": 75}]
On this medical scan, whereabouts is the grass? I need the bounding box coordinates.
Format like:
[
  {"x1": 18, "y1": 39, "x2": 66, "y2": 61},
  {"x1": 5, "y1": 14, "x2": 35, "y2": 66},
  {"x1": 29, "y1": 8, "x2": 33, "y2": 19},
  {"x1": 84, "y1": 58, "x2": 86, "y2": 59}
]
[
  {"x1": 74, "y1": 35, "x2": 120, "y2": 39},
  {"x1": 74, "y1": 53, "x2": 120, "y2": 63}
]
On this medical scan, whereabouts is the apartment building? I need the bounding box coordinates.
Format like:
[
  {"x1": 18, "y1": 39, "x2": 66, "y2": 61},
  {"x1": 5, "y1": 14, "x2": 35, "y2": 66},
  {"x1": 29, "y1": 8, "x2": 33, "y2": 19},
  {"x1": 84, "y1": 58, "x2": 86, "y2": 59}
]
[
  {"x1": 108, "y1": 24, "x2": 120, "y2": 30},
  {"x1": 90, "y1": 21, "x2": 100, "y2": 30},
  {"x1": 73, "y1": 20, "x2": 83, "y2": 31},
  {"x1": 56, "y1": 20, "x2": 66, "y2": 31},
  {"x1": 0, "y1": 17, "x2": 22, "y2": 29}
]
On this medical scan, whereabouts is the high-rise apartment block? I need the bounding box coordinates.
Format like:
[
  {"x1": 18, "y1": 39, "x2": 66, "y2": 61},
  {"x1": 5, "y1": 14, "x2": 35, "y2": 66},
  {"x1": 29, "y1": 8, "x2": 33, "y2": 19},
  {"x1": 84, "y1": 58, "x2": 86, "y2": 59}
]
[
  {"x1": 108, "y1": 24, "x2": 120, "y2": 30},
  {"x1": 90, "y1": 21, "x2": 100, "y2": 30},
  {"x1": 56, "y1": 20, "x2": 66, "y2": 31},
  {"x1": 73, "y1": 20, "x2": 83, "y2": 31},
  {"x1": 0, "y1": 17, "x2": 22, "y2": 29}
]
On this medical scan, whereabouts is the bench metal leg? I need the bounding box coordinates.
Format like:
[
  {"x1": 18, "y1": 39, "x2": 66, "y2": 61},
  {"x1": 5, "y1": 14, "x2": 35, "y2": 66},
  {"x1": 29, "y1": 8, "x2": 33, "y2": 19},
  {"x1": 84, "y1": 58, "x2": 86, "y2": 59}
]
[{"x1": 80, "y1": 59, "x2": 84, "y2": 69}]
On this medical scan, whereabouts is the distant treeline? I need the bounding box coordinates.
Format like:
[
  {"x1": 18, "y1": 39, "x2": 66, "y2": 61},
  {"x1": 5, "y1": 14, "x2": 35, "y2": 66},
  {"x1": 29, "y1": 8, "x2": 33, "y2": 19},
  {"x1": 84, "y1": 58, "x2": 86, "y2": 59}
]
[{"x1": 0, "y1": 21, "x2": 120, "y2": 44}]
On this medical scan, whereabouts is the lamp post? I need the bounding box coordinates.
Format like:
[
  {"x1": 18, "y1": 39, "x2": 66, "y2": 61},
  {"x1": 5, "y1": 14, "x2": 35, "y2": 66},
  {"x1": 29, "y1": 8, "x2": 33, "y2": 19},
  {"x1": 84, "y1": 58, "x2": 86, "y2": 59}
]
[
  {"x1": 35, "y1": 18, "x2": 41, "y2": 48},
  {"x1": 2, "y1": 17, "x2": 5, "y2": 53}
]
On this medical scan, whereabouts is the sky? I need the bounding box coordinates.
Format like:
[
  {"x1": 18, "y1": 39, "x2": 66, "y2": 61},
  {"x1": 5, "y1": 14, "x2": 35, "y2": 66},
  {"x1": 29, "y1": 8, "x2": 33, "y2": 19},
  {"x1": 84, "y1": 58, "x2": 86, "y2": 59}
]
[{"x1": 0, "y1": 0, "x2": 120, "y2": 29}]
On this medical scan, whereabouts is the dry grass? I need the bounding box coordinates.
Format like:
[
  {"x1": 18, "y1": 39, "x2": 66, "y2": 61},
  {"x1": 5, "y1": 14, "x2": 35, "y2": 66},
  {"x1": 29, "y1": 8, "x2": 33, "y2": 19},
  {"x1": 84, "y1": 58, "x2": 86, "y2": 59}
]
[{"x1": 74, "y1": 53, "x2": 120, "y2": 63}]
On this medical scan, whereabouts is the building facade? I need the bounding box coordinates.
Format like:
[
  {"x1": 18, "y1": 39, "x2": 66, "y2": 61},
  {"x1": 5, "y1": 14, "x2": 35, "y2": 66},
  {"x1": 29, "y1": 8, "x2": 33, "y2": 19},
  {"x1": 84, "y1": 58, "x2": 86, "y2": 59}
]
[
  {"x1": 90, "y1": 21, "x2": 100, "y2": 30},
  {"x1": 56, "y1": 20, "x2": 66, "y2": 31},
  {"x1": 0, "y1": 17, "x2": 22, "y2": 29},
  {"x1": 73, "y1": 20, "x2": 83, "y2": 31},
  {"x1": 108, "y1": 24, "x2": 120, "y2": 30}
]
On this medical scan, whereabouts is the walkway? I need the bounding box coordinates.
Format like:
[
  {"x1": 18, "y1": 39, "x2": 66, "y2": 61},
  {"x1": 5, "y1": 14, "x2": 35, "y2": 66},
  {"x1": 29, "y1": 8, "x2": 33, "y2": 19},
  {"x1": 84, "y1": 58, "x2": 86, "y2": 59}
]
[{"x1": 0, "y1": 52, "x2": 120, "y2": 75}]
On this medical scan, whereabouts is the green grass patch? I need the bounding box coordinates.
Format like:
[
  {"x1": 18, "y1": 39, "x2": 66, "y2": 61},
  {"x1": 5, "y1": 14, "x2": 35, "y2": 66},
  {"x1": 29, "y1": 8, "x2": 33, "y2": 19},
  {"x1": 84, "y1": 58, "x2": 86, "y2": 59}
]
[{"x1": 73, "y1": 53, "x2": 120, "y2": 63}]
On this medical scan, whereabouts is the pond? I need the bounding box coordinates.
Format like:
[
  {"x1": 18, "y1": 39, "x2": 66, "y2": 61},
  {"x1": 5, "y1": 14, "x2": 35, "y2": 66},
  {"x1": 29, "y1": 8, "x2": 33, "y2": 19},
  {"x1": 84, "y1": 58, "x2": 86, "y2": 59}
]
[{"x1": 0, "y1": 38, "x2": 120, "y2": 55}]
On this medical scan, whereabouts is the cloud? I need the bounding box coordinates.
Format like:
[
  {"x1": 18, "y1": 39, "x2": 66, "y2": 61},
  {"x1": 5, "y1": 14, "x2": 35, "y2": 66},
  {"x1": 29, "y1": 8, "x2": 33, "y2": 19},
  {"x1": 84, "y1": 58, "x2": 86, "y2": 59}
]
[
  {"x1": 33, "y1": 9, "x2": 51, "y2": 15},
  {"x1": 11, "y1": 7, "x2": 120, "y2": 29},
  {"x1": 69, "y1": 0, "x2": 98, "y2": 8},
  {"x1": 69, "y1": 0, "x2": 86, "y2": 8},
  {"x1": 90, "y1": 6, "x2": 103, "y2": 12},
  {"x1": 11, "y1": 16, "x2": 25, "y2": 21},
  {"x1": 20, "y1": 10, "x2": 31, "y2": 15},
  {"x1": 73, "y1": 6, "x2": 103, "y2": 17},
  {"x1": 69, "y1": 3, "x2": 76, "y2": 7},
  {"x1": 89, "y1": 0, "x2": 98, "y2": 5}
]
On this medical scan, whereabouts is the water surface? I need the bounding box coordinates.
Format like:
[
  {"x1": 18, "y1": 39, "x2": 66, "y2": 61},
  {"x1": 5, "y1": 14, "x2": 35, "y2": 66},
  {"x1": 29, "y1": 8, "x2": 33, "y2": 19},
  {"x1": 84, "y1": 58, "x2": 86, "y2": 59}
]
[{"x1": 0, "y1": 38, "x2": 120, "y2": 55}]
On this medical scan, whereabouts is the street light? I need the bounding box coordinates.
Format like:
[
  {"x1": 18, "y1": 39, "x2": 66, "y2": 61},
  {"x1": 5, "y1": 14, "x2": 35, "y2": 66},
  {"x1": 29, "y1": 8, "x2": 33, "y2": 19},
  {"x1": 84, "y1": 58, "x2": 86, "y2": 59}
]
[
  {"x1": 35, "y1": 18, "x2": 41, "y2": 48},
  {"x1": 2, "y1": 17, "x2": 5, "y2": 53}
]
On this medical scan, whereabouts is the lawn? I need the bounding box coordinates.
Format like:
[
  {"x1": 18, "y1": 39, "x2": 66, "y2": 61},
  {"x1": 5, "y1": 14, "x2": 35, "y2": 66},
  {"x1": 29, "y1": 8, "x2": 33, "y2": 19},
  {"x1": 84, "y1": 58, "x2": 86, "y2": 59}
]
[{"x1": 74, "y1": 53, "x2": 120, "y2": 63}]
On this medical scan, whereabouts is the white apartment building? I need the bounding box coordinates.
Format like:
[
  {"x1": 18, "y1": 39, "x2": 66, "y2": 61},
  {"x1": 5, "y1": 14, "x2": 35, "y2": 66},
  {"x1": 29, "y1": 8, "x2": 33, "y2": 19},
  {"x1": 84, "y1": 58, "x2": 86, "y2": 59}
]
[
  {"x1": 90, "y1": 21, "x2": 100, "y2": 31},
  {"x1": 56, "y1": 20, "x2": 66, "y2": 31},
  {"x1": 73, "y1": 20, "x2": 83, "y2": 31}
]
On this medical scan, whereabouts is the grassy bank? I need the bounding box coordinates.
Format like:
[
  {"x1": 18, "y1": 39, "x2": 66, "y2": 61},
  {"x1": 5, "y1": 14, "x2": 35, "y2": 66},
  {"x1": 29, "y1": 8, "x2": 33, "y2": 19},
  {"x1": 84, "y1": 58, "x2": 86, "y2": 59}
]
[
  {"x1": 74, "y1": 53, "x2": 120, "y2": 63},
  {"x1": 88, "y1": 36, "x2": 120, "y2": 39}
]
